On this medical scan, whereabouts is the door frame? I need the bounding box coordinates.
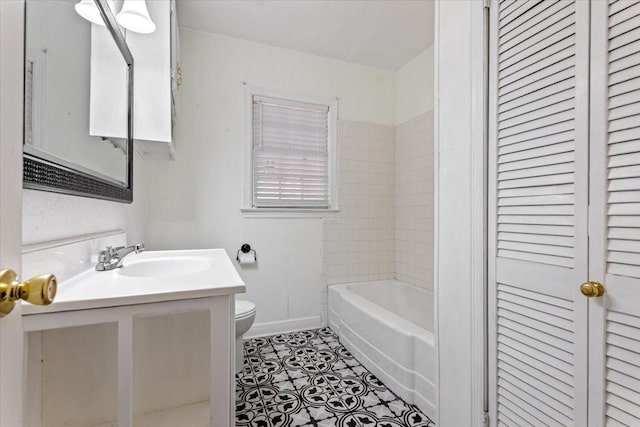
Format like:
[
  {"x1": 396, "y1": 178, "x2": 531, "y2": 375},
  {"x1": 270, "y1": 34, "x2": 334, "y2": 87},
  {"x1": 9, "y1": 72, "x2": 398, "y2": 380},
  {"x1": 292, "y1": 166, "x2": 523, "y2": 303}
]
[
  {"x1": 433, "y1": 0, "x2": 489, "y2": 425},
  {"x1": 0, "y1": 1, "x2": 26, "y2": 426}
]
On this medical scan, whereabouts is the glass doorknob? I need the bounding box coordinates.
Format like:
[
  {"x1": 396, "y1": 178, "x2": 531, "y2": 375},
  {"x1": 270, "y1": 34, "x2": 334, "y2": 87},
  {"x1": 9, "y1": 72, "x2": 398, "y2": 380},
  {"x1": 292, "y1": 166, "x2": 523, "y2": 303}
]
[{"x1": 0, "y1": 269, "x2": 57, "y2": 316}]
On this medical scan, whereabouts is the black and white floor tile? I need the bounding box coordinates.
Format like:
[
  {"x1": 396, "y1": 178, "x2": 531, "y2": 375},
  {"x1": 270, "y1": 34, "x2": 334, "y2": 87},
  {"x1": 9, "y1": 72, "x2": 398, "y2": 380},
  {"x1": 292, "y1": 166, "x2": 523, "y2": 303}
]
[{"x1": 236, "y1": 327, "x2": 435, "y2": 427}]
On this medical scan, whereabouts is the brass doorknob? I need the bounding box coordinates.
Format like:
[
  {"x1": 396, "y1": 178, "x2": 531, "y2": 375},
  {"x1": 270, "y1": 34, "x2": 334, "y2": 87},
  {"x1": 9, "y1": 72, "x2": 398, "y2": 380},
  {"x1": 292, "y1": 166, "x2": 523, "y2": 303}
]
[
  {"x1": 580, "y1": 281, "x2": 605, "y2": 298},
  {"x1": 0, "y1": 269, "x2": 57, "y2": 316}
]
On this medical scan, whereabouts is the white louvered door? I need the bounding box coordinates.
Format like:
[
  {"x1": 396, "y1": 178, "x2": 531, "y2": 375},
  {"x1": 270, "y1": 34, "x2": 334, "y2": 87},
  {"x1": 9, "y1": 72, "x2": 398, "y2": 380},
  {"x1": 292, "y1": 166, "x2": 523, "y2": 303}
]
[
  {"x1": 488, "y1": 0, "x2": 590, "y2": 425},
  {"x1": 589, "y1": 1, "x2": 640, "y2": 425}
]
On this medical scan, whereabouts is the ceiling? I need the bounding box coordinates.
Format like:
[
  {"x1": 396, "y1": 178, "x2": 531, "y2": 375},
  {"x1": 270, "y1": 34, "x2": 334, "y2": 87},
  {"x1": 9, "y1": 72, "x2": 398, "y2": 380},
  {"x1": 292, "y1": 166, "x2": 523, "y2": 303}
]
[{"x1": 176, "y1": 0, "x2": 434, "y2": 71}]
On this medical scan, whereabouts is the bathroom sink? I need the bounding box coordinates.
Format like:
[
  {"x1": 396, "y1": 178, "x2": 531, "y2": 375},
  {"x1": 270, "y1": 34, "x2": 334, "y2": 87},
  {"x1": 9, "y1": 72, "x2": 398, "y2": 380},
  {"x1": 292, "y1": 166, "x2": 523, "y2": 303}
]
[
  {"x1": 21, "y1": 249, "x2": 246, "y2": 314},
  {"x1": 118, "y1": 256, "x2": 212, "y2": 278}
]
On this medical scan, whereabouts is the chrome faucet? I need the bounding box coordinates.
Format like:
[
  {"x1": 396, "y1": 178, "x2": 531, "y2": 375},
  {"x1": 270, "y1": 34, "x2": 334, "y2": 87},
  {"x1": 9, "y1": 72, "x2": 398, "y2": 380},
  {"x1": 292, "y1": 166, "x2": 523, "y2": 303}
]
[{"x1": 95, "y1": 244, "x2": 145, "y2": 271}]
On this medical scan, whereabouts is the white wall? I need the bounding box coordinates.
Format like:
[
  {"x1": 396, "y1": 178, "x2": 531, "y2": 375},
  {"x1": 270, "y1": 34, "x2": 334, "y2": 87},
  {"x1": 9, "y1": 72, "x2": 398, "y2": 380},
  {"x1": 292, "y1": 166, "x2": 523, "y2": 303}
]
[
  {"x1": 143, "y1": 29, "x2": 395, "y2": 333},
  {"x1": 22, "y1": 151, "x2": 146, "y2": 246},
  {"x1": 395, "y1": 47, "x2": 434, "y2": 125},
  {"x1": 434, "y1": 1, "x2": 486, "y2": 425}
]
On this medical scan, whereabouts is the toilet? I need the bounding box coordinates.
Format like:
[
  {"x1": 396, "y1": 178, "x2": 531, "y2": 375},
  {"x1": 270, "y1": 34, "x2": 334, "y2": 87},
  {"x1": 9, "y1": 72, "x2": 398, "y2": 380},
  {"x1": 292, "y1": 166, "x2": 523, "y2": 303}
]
[{"x1": 235, "y1": 299, "x2": 256, "y2": 373}]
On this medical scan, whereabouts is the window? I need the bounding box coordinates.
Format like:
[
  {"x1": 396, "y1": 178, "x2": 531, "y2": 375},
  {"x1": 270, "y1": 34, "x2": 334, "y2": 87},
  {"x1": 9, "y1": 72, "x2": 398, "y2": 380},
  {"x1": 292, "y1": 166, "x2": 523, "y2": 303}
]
[{"x1": 247, "y1": 93, "x2": 337, "y2": 210}]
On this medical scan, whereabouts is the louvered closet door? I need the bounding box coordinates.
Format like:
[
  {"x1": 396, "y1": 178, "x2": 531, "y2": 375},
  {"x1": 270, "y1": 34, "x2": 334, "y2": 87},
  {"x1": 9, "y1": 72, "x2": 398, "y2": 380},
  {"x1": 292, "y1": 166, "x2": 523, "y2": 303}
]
[
  {"x1": 488, "y1": 1, "x2": 590, "y2": 426},
  {"x1": 589, "y1": 1, "x2": 640, "y2": 425}
]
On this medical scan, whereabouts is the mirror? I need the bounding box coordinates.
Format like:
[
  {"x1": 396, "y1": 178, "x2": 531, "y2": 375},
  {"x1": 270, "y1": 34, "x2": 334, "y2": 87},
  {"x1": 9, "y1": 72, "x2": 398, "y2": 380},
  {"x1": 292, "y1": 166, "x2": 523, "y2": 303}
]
[{"x1": 23, "y1": 0, "x2": 134, "y2": 203}]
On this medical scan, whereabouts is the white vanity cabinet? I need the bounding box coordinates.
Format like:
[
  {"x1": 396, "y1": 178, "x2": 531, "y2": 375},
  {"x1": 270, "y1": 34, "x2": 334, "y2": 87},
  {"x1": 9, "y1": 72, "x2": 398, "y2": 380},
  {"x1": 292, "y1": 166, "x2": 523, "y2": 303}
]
[
  {"x1": 90, "y1": 0, "x2": 180, "y2": 160},
  {"x1": 20, "y1": 234, "x2": 243, "y2": 427}
]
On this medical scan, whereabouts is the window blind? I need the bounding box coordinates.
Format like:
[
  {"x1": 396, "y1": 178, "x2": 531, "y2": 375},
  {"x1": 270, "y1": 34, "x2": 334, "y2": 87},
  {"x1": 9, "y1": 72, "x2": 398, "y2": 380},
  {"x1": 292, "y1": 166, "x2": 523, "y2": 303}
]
[{"x1": 252, "y1": 95, "x2": 330, "y2": 208}]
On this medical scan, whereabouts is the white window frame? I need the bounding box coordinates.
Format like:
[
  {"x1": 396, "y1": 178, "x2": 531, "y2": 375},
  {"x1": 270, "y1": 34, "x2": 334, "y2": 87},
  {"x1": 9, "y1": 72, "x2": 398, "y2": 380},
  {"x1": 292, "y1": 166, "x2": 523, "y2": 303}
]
[{"x1": 242, "y1": 84, "x2": 339, "y2": 217}]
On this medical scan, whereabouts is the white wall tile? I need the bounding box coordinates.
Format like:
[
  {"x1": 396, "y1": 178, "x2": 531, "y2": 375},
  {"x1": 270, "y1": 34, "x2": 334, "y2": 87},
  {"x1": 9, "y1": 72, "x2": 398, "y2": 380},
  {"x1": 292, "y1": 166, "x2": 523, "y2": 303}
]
[
  {"x1": 323, "y1": 120, "x2": 395, "y2": 286},
  {"x1": 395, "y1": 112, "x2": 434, "y2": 291}
]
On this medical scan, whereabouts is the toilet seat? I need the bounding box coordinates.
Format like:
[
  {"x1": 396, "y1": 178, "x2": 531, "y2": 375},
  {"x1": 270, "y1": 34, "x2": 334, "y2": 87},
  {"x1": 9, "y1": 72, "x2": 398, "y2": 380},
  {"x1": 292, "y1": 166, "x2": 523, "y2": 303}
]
[{"x1": 236, "y1": 300, "x2": 256, "y2": 319}]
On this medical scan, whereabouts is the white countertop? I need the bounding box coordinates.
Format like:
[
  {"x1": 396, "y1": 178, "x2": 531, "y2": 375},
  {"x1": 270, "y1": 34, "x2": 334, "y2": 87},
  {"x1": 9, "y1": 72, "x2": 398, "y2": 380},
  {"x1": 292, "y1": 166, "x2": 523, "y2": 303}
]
[{"x1": 22, "y1": 249, "x2": 246, "y2": 315}]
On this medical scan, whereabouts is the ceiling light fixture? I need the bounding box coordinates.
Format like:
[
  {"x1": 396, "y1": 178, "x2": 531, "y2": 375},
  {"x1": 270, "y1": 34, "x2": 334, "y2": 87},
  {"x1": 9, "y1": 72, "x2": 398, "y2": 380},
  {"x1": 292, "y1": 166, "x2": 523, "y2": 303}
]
[
  {"x1": 116, "y1": 0, "x2": 156, "y2": 34},
  {"x1": 74, "y1": 0, "x2": 107, "y2": 26}
]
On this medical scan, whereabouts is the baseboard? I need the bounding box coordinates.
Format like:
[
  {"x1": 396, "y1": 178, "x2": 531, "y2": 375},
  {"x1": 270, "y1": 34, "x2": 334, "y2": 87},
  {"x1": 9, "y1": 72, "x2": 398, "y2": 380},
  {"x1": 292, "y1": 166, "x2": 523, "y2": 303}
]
[{"x1": 245, "y1": 315, "x2": 323, "y2": 339}]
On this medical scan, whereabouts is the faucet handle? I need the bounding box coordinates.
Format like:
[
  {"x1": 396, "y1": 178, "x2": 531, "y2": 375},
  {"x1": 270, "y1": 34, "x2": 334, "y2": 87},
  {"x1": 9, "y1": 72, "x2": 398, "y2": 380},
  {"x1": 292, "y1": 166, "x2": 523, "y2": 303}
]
[
  {"x1": 98, "y1": 247, "x2": 113, "y2": 262},
  {"x1": 134, "y1": 243, "x2": 145, "y2": 253}
]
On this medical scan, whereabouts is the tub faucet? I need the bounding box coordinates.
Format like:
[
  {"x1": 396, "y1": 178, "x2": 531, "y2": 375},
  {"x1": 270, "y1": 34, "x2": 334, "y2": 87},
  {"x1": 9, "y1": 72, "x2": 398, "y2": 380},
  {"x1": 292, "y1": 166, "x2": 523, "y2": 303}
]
[{"x1": 95, "y1": 243, "x2": 145, "y2": 271}]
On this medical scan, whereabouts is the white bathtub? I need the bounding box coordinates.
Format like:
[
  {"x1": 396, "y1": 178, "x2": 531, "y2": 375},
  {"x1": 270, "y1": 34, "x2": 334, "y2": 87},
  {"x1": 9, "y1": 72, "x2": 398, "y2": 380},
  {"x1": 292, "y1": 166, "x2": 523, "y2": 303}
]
[{"x1": 328, "y1": 280, "x2": 435, "y2": 419}]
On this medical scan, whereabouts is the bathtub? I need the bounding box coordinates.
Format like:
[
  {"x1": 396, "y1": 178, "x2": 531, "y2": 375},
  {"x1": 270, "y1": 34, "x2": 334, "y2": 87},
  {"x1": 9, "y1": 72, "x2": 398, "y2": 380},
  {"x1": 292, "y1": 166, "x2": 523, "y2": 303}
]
[{"x1": 328, "y1": 280, "x2": 435, "y2": 418}]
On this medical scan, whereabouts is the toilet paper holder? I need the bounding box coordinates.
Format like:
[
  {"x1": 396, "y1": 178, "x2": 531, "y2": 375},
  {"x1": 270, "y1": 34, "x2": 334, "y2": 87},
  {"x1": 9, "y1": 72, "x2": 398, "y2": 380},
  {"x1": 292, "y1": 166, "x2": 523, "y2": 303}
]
[{"x1": 236, "y1": 244, "x2": 257, "y2": 262}]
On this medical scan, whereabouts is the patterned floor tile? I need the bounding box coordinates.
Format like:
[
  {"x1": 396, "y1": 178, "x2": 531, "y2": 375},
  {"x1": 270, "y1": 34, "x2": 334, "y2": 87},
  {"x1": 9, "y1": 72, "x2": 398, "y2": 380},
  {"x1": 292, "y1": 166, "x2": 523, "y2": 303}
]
[{"x1": 236, "y1": 327, "x2": 435, "y2": 427}]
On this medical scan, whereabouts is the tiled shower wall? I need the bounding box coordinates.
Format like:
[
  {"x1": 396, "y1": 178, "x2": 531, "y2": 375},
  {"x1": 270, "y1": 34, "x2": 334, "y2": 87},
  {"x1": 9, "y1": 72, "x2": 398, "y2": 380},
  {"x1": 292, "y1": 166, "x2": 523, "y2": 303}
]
[
  {"x1": 395, "y1": 112, "x2": 434, "y2": 290},
  {"x1": 323, "y1": 120, "x2": 396, "y2": 287},
  {"x1": 322, "y1": 113, "x2": 434, "y2": 312}
]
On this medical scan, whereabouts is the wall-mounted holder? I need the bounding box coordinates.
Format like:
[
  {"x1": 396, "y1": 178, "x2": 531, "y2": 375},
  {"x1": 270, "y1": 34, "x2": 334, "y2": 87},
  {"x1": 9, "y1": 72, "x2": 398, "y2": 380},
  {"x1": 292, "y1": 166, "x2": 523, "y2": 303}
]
[{"x1": 236, "y1": 244, "x2": 257, "y2": 265}]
